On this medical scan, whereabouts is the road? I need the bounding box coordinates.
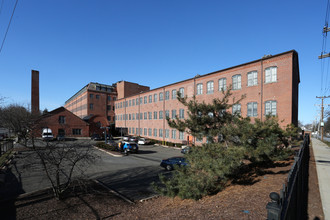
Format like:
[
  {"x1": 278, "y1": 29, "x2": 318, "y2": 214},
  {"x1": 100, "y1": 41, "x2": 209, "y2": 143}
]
[{"x1": 5, "y1": 140, "x2": 182, "y2": 201}]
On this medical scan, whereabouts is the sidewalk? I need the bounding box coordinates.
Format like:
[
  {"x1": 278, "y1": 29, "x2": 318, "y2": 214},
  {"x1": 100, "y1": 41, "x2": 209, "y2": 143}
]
[{"x1": 311, "y1": 138, "x2": 330, "y2": 220}]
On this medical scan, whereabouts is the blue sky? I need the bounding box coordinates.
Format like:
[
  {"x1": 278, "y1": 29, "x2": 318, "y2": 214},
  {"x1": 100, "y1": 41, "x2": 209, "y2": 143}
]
[{"x1": 0, "y1": 0, "x2": 328, "y2": 125}]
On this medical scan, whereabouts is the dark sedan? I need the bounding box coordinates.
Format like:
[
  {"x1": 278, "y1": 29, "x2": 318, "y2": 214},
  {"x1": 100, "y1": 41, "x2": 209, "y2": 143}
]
[{"x1": 160, "y1": 157, "x2": 188, "y2": 171}]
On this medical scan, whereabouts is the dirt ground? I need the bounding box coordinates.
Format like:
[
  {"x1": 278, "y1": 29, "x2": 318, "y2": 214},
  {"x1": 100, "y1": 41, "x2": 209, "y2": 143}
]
[{"x1": 3, "y1": 146, "x2": 323, "y2": 220}]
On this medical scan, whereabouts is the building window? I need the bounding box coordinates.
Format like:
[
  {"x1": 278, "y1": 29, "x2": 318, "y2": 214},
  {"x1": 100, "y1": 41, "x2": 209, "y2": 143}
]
[
  {"x1": 196, "y1": 83, "x2": 203, "y2": 95},
  {"x1": 165, "y1": 129, "x2": 169, "y2": 138},
  {"x1": 108, "y1": 96, "x2": 111, "y2": 101},
  {"x1": 265, "y1": 100, "x2": 277, "y2": 116},
  {"x1": 159, "y1": 111, "x2": 163, "y2": 119},
  {"x1": 132, "y1": 99, "x2": 135, "y2": 106},
  {"x1": 96, "y1": 95, "x2": 100, "y2": 99},
  {"x1": 232, "y1": 75, "x2": 242, "y2": 90},
  {"x1": 207, "y1": 81, "x2": 214, "y2": 94},
  {"x1": 247, "y1": 102, "x2": 258, "y2": 117},
  {"x1": 58, "y1": 116, "x2": 65, "y2": 124},
  {"x1": 171, "y1": 130, "x2": 176, "y2": 139},
  {"x1": 232, "y1": 104, "x2": 241, "y2": 115},
  {"x1": 136, "y1": 98, "x2": 139, "y2": 105},
  {"x1": 107, "y1": 116, "x2": 111, "y2": 121},
  {"x1": 154, "y1": 94, "x2": 158, "y2": 102},
  {"x1": 179, "y1": 109, "x2": 184, "y2": 119},
  {"x1": 172, "y1": 89, "x2": 176, "y2": 99},
  {"x1": 154, "y1": 111, "x2": 157, "y2": 119},
  {"x1": 218, "y1": 78, "x2": 227, "y2": 91},
  {"x1": 132, "y1": 127, "x2": 135, "y2": 134},
  {"x1": 120, "y1": 102, "x2": 122, "y2": 108},
  {"x1": 136, "y1": 128, "x2": 138, "y2": 135},
  {"x1": 148, "y1": 128, "x2": 152, "y2": 136},
  {"x1": 265, "y1": 66, "x2": 277, "y2": 83},
  {"x1": 165, "y1": 110, "x2": 170, "y2": 118},
  {"x1": 144, "y1": 96, "x2": 147, "y2": 104},
  {"x1": 90, "y1": 94, "x2": 94, "y2": 99},
  {"x1": 172, "y1": 109, "x2": 177, "y2": 119},
  {"x1": 107, "y1": 105, "x2": 111, "y2": 111},
  {"x1": 129, "y1": 100, "x2": 131, "y2": 106},
  {"x1": 179, "y1": 131, "x2": 184, "y2": 140},
  {"x1": 179, "y1": 87, "x2": 184, "y2": 98},
  {"x1": 165, "y1": 91, "x2": 170, "y2": 100},
  {"x1": 140, "y1": 113, "x2": 142, "y2": 120},
  {"x1": 140, "y1": 128, "x2": 142, "y2": 135},
  {"x1": 144, "y1": 112, "x2": 147, "y2": 120},
  {"x1": 159, "y1": 92, "x2": 164, "y2": 101},
  {"x1": 196, "y1": 136, "x2": 203, "y2": 142},
  {"x1": 129, "y1": 114, "x2": 131, "y2": 120},
  {"x1": 113, "y1": 97, "x2": 116, "y2": 101},
  {"x1": 154, "y1": 128, "x2": 157, "y2": 137},
  {"x1": 247, "y1": 71, "x2": 258, "y2": 86},
  {"x1": 149, "y1": 95, "x2": 152, "y2": 103},
  {"x1": 144, "y1": 128, "x2": 147, "y2": 135},
  {"x1": 148, "y1": 112, "x2": 152, "y2": 120},
  {"x1": 159, "y1": 129, "x2": 163, "y2": 137},
  {"x1": 72, "y1": 129, "x2": 81, "y2": 135},
  {"x1": 140, "y1": 97, "x2": 142, "y2": 105},
  {"x1": 89, "y1": 103, "x2": 94, "y2": 110},
  {"x1": 132, "y1": 113, "x2": 135, "y2": 120},
  {"x1": 129, "y1": 127, "x2": 131, "y2": 133}
]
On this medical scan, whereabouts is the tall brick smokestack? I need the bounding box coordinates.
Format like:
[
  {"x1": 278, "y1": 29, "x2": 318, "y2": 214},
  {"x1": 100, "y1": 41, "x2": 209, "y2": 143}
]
[{"x1": 31, "y1": 70, "x2": 40, "y2": 115}]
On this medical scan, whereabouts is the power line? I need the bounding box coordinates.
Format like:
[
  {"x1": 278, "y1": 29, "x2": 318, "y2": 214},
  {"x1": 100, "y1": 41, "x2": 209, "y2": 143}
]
[{"x1": 0, "y1": 0, "x2": 19, "y2": 56}]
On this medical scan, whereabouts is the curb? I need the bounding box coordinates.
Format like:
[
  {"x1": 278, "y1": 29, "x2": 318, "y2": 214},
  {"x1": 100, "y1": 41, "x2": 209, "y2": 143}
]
[
  {"x1": 154, "y1": 144, "x2": 181, "y2": 150},
  {"x1": 94, "y1": 179, "x2": 134, "y2": 204},
  {"x1": 93, "y1": 146, "x2": 123, "y2": 157},
  {"x1": 139, "y1": 194, "x2": 159, "y2": 202}
]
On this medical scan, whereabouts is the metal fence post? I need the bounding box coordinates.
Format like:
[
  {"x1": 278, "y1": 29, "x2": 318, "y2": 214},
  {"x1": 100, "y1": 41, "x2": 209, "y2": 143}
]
[{"x1": 266, "y1": 192, "x2": 281, "y2": 220}]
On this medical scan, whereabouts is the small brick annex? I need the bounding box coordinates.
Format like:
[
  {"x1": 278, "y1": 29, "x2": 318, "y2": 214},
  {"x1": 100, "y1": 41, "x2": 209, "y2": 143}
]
[{"x1": 35, "y1": 107, "x2": 89, "y2": 138}]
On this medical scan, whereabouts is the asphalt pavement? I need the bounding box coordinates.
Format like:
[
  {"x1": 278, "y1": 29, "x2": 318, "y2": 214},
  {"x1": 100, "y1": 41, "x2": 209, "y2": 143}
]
[
  {"x1": 2, "y1": 140, "x2": 181, "y2": 202},
  {"x1": 311, "y1": 138, "x2": 330, "y2": 220}
]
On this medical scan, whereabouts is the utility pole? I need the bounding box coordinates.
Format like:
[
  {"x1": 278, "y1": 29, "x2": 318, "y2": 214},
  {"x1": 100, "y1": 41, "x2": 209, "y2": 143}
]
[{"x1": 316, "y1": 96, "x2": 330, "y2": 141}]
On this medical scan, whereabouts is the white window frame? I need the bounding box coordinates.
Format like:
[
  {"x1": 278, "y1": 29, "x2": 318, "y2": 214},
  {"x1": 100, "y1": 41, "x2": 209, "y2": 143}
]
[
  {"x1": 247, "y1": 71, "x2": 258, "y2": 86},
  {"x1": 218, "y1": 78, "x2": 227, "y2": 91},
  {"x1": 232, "y1": 75, "x2": 241, "y2": 90},
  {"x1": 247, "y1": 102, "x2": 258, "y2": 117},
  {"x1": 206, "y1": 81, "x2": 214, "y2": 94},
  {"x1": 232, "y1": 104, "x2": 241, "y2": 115},
  {"x1": 265, "y1": 66, "x2": 277, "y2": 83},
  {"x1": 179, "y1": 87, "x2": 184, "y2": 98},
  {"x1": 196, "y1": 83, "x2": 203, "y2": 95},
  {"x1": 265, "y1": 100, "x2": 277, "y2": 116}
]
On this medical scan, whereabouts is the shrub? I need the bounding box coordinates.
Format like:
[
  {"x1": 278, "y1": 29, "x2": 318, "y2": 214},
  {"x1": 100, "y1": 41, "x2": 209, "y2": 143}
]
[{"x1": 154, "y1": 143, "x2": 245, "y2": 200}]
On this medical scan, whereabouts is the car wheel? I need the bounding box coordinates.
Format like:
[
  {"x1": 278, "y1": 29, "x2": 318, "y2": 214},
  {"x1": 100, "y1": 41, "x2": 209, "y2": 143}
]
[
  {"x1": 124, "y1": 149, "x2": 128, "y2": 155},
  {"x1": 166, "y1": 165, "x2": 173, "y2": 171}
]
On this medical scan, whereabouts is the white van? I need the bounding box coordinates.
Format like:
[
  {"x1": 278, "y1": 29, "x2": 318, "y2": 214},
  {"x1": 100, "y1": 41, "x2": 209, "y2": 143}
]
[{"x1": 42, "y1": 128, "x2": 54, "y2": 141}]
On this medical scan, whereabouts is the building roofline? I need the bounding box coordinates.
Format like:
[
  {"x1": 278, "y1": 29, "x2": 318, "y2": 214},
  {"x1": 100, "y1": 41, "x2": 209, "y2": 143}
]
[{"x1": 116, "y1": 50, "x2": 298, "y2": 101}]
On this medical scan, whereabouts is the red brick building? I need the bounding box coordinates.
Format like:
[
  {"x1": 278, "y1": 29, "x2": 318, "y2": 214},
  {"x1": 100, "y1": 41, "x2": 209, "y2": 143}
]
[
  {"x1": 36, "y1": 107, "x2": 89, "y2": 138},
  {"x1": 114, "y1": 50, "x2": 300, "y2": 144}
]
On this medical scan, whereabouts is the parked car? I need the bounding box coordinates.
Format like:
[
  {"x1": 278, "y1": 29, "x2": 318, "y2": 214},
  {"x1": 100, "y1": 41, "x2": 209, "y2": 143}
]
[
  {"x1": 138, "y1": 138, "x2": 151, "y2": 145},
  {"x1": 122, "y1": 136, "x2": 130, "y2": 141},
  {"x1": 122, "y1": 142, "x2": 139, "y2": 155},
  {"x1": 42, "y1": 128, "x2": 54, "y2": 141},
  {"x1": 160, "y1": 157, "x2": 188, "y2": 171},
  {"x1": 91, "y1": 134, "x2": 102, "y2": 141},
  {"x1": 181, "y1": 146, "x2": 190, "y2": 154},
  {"x1": 129, "y1": 136, "x2": 138, "y2": 142}
]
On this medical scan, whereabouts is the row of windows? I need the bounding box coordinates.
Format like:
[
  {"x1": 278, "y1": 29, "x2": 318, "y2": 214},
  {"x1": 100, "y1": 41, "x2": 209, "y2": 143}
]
[
  {"x1": 232, "y1": 100, "x2": 277, "y2": 116},
  {"x1": 116, "y1": 100, "x2": 277, "y2": 121},
  {"x1": 115, "y1": 88, "x2": 186, "y2": 110},
  {"x1": 116, "y1": 109, "x2": 185, "y2": 121},
  {"x1": 89, "y1": 94, "x2": 116, "y2": 101},
  {"x1": 115, "y1": 67, "x2": 278, "y2": 109},
  {"x1": 128, "y1": 128, "x2": 185, "y2": 140}
]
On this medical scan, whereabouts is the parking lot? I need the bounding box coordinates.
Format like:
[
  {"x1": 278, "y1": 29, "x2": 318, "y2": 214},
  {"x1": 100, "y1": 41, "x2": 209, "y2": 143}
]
[{"x1": 6, "y1": 140, "x2": 182, "y2": 201}]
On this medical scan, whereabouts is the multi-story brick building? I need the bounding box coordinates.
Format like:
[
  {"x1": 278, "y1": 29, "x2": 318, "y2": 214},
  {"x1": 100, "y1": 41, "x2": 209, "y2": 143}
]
[
  {"x1": 114, "y1": 50, "x2": 300, "y2": 144},
  {"x1": 64, "y1": 82, "x2": 117, "y2": 135},
  {"x1": 64, "y1": 81, "x2": 149, "y2": 136}
]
